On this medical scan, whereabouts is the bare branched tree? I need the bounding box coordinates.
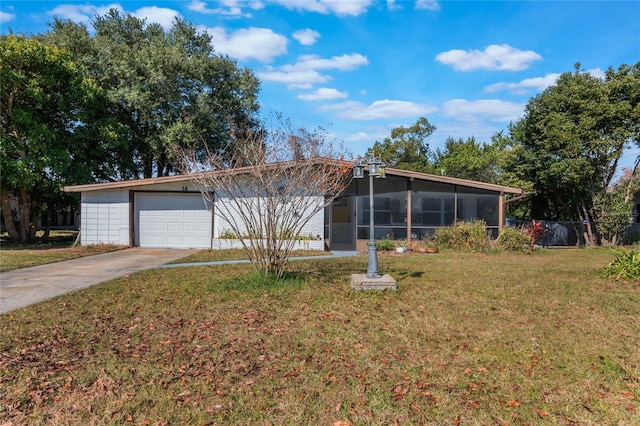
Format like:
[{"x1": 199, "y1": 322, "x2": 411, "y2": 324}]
[{"x1": 178, "y1": 121, "x2": 353, "y2": 278}]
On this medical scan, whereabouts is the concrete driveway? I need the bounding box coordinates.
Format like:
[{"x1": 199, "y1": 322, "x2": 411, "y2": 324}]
[{"x1": 0, "y1": 248, "x2": 197, "y2": 314}]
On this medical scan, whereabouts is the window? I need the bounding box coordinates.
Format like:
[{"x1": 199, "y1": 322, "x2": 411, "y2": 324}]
[
  {"x1": 362, "y1": 197, "x2": 391, "y2": 225},
  {"x1": 421, "y1": 197, "x2": 454, "y2": 226}
]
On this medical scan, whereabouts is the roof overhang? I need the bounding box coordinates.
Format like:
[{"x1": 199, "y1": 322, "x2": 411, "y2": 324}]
[{"x1": 62, "y1": 161, "x2": 522, "y2": 196}]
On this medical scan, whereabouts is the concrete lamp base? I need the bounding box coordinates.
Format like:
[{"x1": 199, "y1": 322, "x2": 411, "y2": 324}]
[{"x1": 351, "y1": 274, "x2": 397, "y2": 291}]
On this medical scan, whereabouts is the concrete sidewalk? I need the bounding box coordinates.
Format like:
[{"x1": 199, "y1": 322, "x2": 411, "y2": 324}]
[{"x1": 0, "y1": 248, "x2": 197, "y2": 314}]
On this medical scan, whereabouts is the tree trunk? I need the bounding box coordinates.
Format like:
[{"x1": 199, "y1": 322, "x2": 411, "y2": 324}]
[
  {"x1": 0, "y1": 188, "x2": 19, "y2": 241},
  {"x1": 578, "y1": 203, "x2": 596, "y2": 246},
  {"x1": 18, "y1": 187, "x2": 31, "y2": 243},
  {"x1": 42, "y1": 207, "x2": 52, "y2": 242},
  {"x1": 624, "y1": 156, "x2": 640, "y2": 203}
]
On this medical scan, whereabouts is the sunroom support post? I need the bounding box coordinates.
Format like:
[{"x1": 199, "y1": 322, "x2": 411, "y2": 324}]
[{"x1": 498, "y1": 192, "x2": 505, "y2": 233}]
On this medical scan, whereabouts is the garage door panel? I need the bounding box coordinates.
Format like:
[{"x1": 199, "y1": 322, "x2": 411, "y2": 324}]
[
  {"x1": 183, "y1": 223, "x2": 197, "y2": 232},
  {"x1": 135, "y1": 193, "x2": 212, "y2": 248}
]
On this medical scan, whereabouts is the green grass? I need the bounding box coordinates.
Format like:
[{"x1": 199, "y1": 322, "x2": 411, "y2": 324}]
[
  {"x1": 0, "y1": 231, "x2": 125, "y2": 271},
  {"x1": 1, "y1": 249, "x2": 639, "y2": 425},
  {"x1": 170, "y1": 248, "x2": 328, "y2": 264}
]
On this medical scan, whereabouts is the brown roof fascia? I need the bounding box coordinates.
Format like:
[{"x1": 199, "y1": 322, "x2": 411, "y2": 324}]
[
  {"x1": 62, "y1": 159, "x2": 522, "y2": 195},
  {"x1": 379, "y1": 167, "x2": 523, "y2": 195}
]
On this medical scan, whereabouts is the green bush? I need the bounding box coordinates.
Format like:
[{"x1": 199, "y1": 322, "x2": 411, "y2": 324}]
[
  {"x1": 602, "y1": 249, "x2": 640, "y2": 280},
  {"x1": 375, "y1": 238, "x2": 396, "y2": 251},
  {"x1": 496, "y1": 226, "x2": 528, "y2": 251},
  {"x1": 435, "y1": 221, "x2": 490, "y2": 252}
]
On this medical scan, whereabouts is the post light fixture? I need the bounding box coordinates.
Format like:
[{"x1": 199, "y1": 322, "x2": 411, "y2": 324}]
[
  {"x1": 353, "y1": 154, "x2": 387, "y2": 278},
  {"x1": 353, "y1": 160, "x2": 364, "y2": 179}
]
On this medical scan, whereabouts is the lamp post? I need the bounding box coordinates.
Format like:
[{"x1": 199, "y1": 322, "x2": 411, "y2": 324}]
[{"x1": 353, "y1": 154, "x2": 386, "y2": 278}]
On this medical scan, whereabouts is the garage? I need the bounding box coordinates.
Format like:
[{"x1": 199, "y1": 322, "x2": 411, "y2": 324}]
[{"x1": 134, "y1": 192, "x2": 212, "y2": 249}]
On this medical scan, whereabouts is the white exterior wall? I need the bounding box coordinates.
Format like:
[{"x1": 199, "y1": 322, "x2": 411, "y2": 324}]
[
  {"x1": 213, "y1": 194, "x2": 326, "y2": 250},
  {"x1": 81, "y1": 190, "x2": 130, "y2": 246},
  {"x1": 77, "y1": 181, "x2": 327, "y2": 250}
]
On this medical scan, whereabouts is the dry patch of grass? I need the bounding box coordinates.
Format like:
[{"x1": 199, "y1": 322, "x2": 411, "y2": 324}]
[
  {"x1": 1, "y1": 249, "x2": 639, "y2": 425},
  {"x1": 0, "y1": 238, "x2": 126, "y2": 272},
  {"x1": 171, "y1": 248, "x2": 329, "y2": 264}
]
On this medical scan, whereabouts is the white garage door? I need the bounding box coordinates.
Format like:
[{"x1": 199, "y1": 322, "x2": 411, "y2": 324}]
[{"x1": 135, "y1": 193, "x2": 212, "y2": 249}]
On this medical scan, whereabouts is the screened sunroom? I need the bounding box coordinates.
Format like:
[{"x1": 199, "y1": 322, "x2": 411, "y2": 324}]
[{"x1": 325, "y1": 167, "x2": 522, "y2": 251}]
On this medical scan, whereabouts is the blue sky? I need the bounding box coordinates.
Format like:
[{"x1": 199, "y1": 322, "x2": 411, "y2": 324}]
[{"x1": 2, "y1": 0, "x2": 639, "y2": 170}]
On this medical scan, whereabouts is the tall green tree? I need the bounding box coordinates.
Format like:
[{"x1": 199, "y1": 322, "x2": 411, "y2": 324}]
[
  {"x1": 594, "y1": 165, "x2": 640, "y2": 245},
  {"x1": 433, "y1": 136, "x2": 498, "y2": 182},
  {"x1": 367, "y1": 117, "x2": 436, "y2": 172},
  {"x1": 1, "y1": 35, "x2": 119, "y2": 242},
  {"x1": 43, "y1": 9, "x2": 261, "y2": 179},
  {"x1": 507, "y1": 63, "x2": 640, "y2": 244}
]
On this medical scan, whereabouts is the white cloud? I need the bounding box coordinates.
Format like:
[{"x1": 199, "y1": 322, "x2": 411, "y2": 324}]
[
  {"x1": 271, "y1": 0, "x2": 372, "y2": 16},
  {"x1": 188, "y1": 0, "x2": 260, "y2": 17},
  {"x1": 0, "y1": 10, "x2": 16, "y2": 24},
  {"x1": 415, "y1": 0, "x2": 440, "y2": 11},
  {"x1": 588, "y1": 67, "x2": 606, "y2": 79},
  {"x1": 485, "y1": 73, "x2": 561, "y2": 94},
  {"x1": 387, "y1": 0, "x2": 402, "y2": 11},
  {"x1": 257, "y1": 69, "x2": 329, "y2": 88},
  {"x1": 47, "y1": 4, "x2": 180, "y2": 30},
  {"x1": 258, "y1": 53, "x2": 368, "y2": 90},
  {"x1": 293, "y1": 28, "x2": 320, "y2": 46},
  {"x1": 485, "y1": 68, "x2": 606, "y2": 94},
  {"x1": 441, "y1": 99, "x2": 525, "y2": 122},
  {"x1": 48, "y1": 3, "x2": 123, "y2": 26},
  {"x1": 298, "y1": 88, "x2": 348, "y2": 101},
  {"x1": 436, "y1": 44, "x2": 542, "y2": 71},
  {"x1": 283, "y1": 53, "x2": 369, "y2": 72},
  {"x1": 321, "y1": 99, "x2": 437, "y2": 120},
  {"x1": 344, "y1": 131, "x2": 373, "y2": 143},
  {"x1": 134, "y1": 6, "x2": 181, "y2": 30},
  {"x1": 202, "y1": 26, "x2": 287, "y2": 62}
]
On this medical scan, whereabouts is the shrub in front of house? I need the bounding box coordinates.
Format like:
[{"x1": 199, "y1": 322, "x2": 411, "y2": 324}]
[
  {"x1": 495, "y1": 226, "x2": 529, "y2": 251},
  {"x1": 602, "y1": 249, "x2": 640, "y2": 280},
  {"x1": 375, "y1": 238, "x2": 396, "y2": 251},
  {"x1": 435, "y1": 221, "x2": 489, "y2": 252},
  {"x1": 522, "y1": 219, "x2": 547, "y2": 250}
]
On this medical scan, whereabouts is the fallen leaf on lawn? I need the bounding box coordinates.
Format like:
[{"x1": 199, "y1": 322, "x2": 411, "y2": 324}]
[
  {"x1": 507, "y1": 399, "x2": 520, "y2": 407},
  {"x1": 538, "y1": 409, "x2": 550, "y2": 417},
  {"x1": 283, "y1": 369, "x2": 300, "y2": 377},
  {"x1": 467, "y1": 400, "x2": 480, "y2": 409},
  {"x1": 333, "y1": 421, "x2": 350, "y2": 426}
]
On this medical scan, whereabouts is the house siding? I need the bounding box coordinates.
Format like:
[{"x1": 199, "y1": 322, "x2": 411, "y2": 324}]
[
  {"x1": 64, "y1": 166, "x2": 523, "y2": 250},
  {"x1": 81, "y1": 190, "x2": 130, "y2": 246},
  {"x1": 212, "y1": 194, "x2": 325, "y2": 250}
]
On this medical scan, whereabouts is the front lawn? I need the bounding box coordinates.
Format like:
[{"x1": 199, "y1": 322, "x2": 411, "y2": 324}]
[
  {"x1": 0, "y1": 243, "x2": 126, "y2": 272},
  {"x1": 1, "y1": 249, "x2": 638, "y2": 424}
]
